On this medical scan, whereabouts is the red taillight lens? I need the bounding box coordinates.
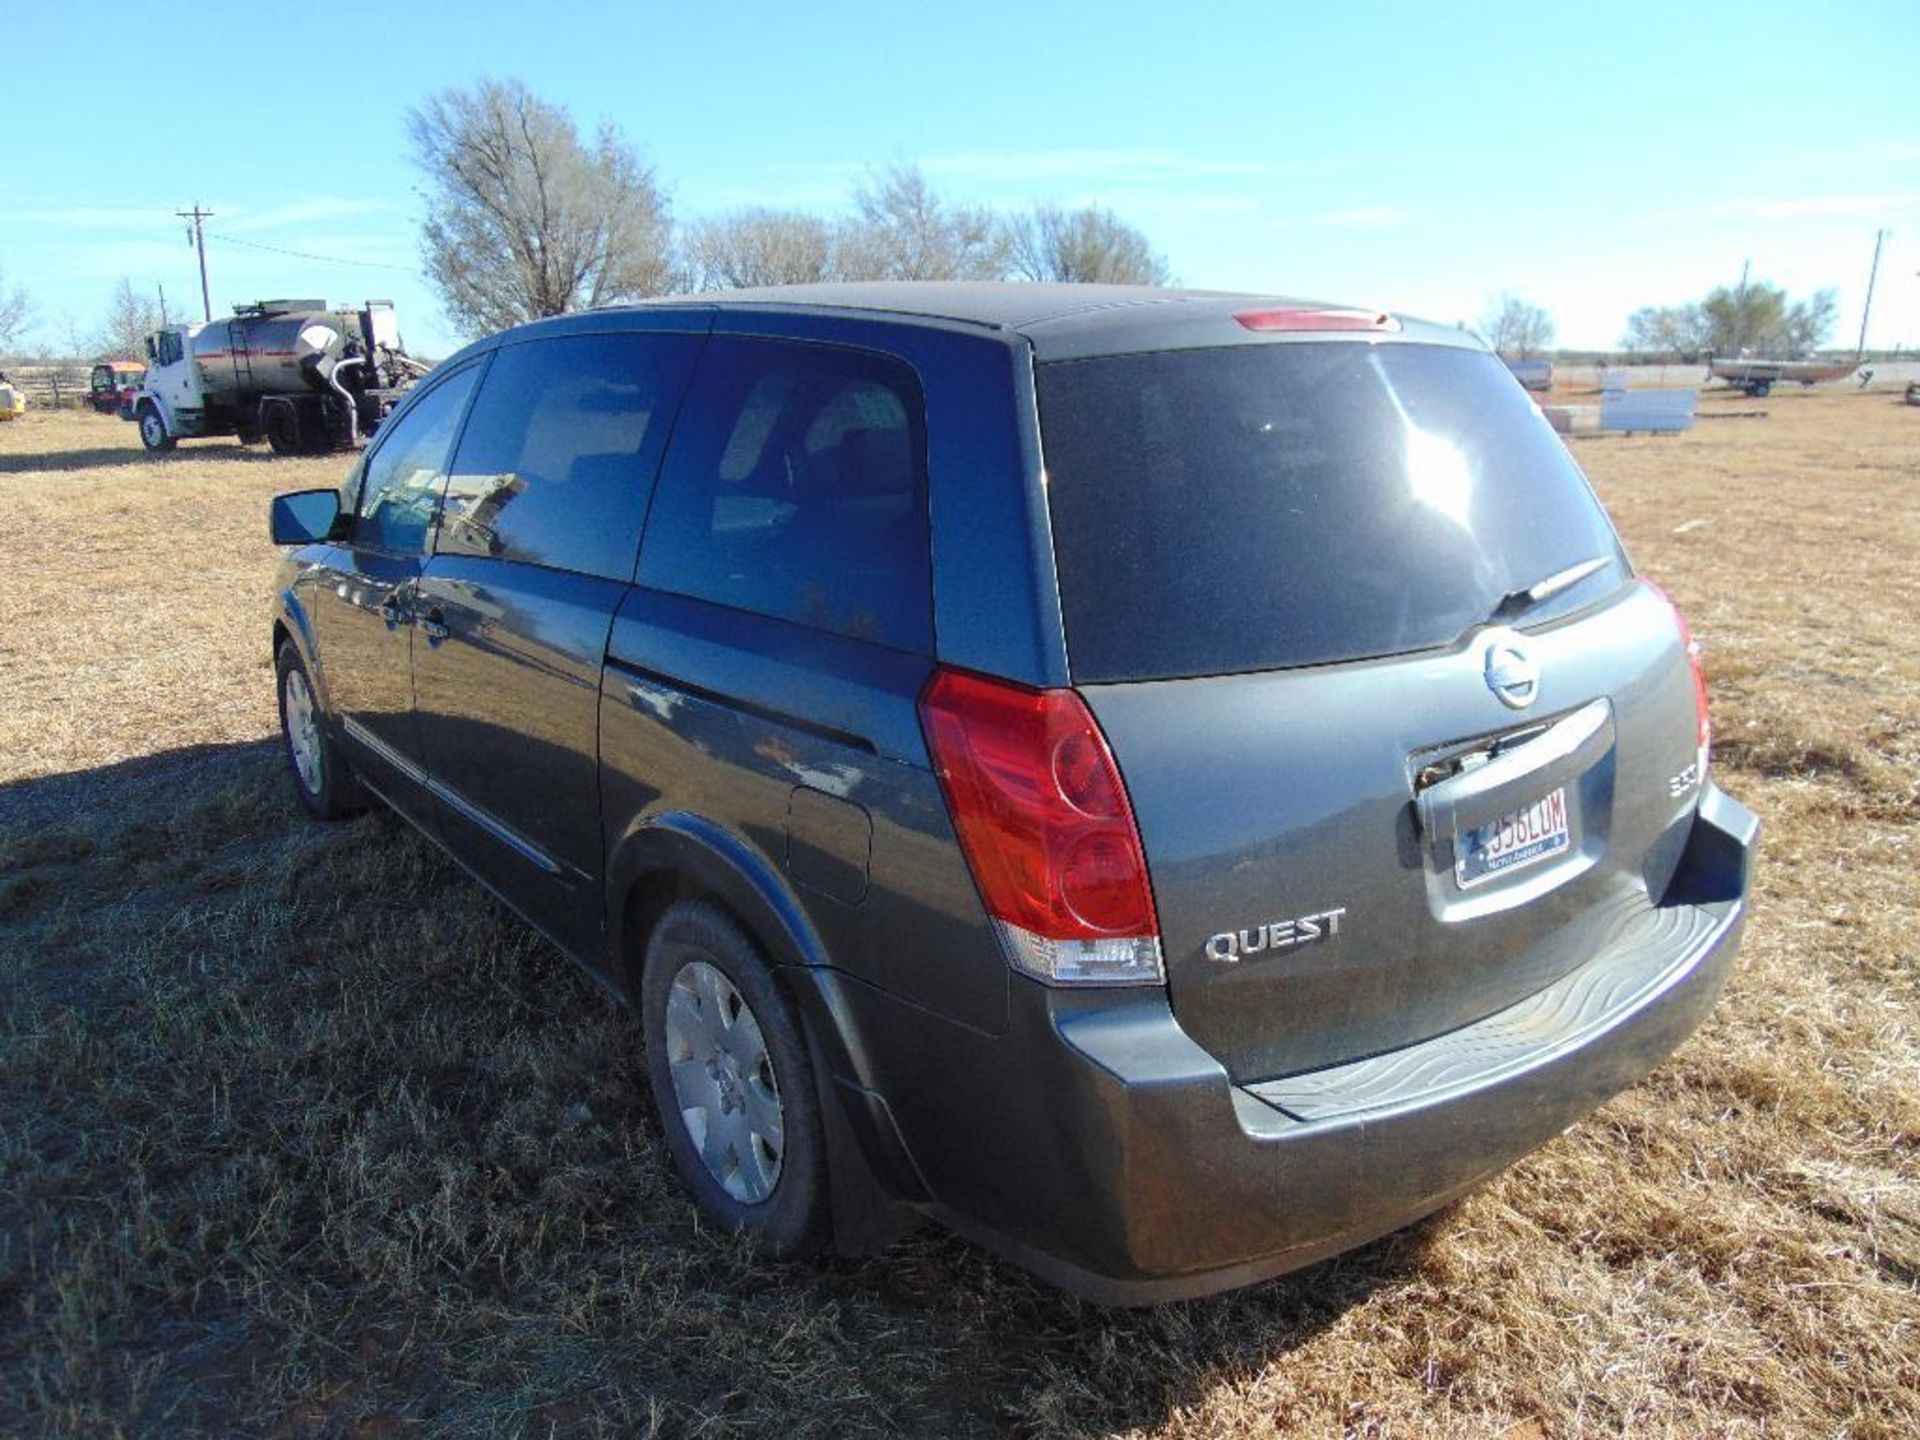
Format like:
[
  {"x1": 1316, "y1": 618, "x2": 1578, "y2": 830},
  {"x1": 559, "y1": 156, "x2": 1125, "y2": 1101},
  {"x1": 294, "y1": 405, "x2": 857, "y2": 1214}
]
[
  {"x1": 1641, "y1": 578, "x2": 1711, "y2": 759},
  {"x1": 1233, "y1": 306, "x2": 1400, "y2": 333},
  {"x1": 919, "y1": 668, "x2": 1163, "y2": 985}
]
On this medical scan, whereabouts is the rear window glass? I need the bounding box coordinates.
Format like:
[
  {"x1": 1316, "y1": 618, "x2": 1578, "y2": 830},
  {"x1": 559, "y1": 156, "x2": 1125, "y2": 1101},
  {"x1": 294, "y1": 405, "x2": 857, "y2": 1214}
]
[{"x1": 1037, "y1": 342, "x2": 1626, "y2": 683}]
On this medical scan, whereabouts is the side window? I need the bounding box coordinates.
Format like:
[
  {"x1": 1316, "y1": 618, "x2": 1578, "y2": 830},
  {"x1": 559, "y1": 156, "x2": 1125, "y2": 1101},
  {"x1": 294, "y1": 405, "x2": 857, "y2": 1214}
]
[
  {"x1": 638, "y1": 337, "x2": 932, "y2": 652},
  {"x1": 352, "y1": 363, "x2": 481, "y2": 555},
  {"x1": 439, "y1": 332, "x2": 699, "y2": 580}
]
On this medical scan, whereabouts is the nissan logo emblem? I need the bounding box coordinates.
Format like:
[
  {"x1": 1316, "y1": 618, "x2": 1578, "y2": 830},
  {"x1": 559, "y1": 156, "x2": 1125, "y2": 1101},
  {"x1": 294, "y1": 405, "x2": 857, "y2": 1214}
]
[{"x1": 1483, "y1": 633, "x2": 1540, "y2": 709}]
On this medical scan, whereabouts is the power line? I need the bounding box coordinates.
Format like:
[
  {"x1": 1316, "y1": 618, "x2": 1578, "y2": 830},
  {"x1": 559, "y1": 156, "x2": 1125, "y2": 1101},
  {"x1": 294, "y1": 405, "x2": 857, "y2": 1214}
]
[{"x1": 204, "y1": 231, "x2": 417, "y2": 273}]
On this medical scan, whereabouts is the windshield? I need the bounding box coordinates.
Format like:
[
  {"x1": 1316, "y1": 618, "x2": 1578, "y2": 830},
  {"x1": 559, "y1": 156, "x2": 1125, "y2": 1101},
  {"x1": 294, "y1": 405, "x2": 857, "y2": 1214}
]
[{"x1": 1036, "y1": 341, "x2": 1627, "y2": 683}]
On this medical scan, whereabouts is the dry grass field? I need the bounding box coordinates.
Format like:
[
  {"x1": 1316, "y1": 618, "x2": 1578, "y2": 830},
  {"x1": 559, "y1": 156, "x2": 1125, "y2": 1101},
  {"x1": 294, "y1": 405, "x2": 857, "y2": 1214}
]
[{"x1": 2, "y1": 393, "x2": 1915, "y2": 1438}]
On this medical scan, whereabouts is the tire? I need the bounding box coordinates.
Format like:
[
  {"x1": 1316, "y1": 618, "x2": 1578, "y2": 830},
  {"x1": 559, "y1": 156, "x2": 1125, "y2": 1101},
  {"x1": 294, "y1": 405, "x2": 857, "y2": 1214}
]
[
  {"x1": 266, "y1": 403, "x2": 301, "y2": 456},
  {"x1": 138, "y1": 404, "x2": 176, "y2": 452},
  {"x1": 641, "y1": 899, "x2": 830, "y2": 1258},
  {"x1": 274, "y1": 642, "x2": 358, "y2": 820}
]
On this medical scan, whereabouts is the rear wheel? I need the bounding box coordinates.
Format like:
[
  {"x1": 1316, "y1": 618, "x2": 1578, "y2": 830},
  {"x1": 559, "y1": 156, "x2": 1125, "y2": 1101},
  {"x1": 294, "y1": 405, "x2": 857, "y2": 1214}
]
[
  {"x1": 137, "y1": 405, "x2": 175, "y2": 452},
  {"x1": 265, "y1": 402, "x2": 302, "y2": 456},
  {"x1": 275, "y1": 642, "x2": 358, "y2": 820},
  {"x1": 641, "y1": 899, "x2": 829, "y2": 1258}
]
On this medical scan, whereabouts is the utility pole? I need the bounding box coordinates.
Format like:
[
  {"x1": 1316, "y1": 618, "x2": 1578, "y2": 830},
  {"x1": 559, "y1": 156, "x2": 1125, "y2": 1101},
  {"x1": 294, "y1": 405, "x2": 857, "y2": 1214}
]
[
  {"x1": 156, "y1": 283, "x2": 168, "y2": 327},
  {"x1": 1854, "y1": 228, "x2": 1886, "y2": 361},
  {"x1": 177, "y1": 204, "x2": 214, "y2": 322}
]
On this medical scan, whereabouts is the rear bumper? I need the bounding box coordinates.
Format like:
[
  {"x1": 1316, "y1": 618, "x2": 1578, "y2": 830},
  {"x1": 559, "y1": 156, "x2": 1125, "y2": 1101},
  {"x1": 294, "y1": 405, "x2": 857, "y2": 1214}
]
[{"x1": 806, "y1": 784, "x2": 1757, "y2": 1304}]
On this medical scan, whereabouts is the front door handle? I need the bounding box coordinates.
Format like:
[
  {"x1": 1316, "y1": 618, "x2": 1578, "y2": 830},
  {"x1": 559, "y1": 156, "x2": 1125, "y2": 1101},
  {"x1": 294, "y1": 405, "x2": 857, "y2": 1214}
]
[{"x1": 419, "y1": 608, "x2": 450, "y2": 643}]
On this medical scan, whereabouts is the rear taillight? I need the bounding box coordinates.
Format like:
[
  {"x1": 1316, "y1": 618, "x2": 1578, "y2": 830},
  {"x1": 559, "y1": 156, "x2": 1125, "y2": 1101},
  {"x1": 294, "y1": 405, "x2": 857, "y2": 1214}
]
[
  {"x1": 1233, "y1": 306, "x2": 1400, "y2": 333},
  {"x1": 918, "y1": 667, "x2": 1163, "y2": 986},
  {"x1": 1641, "y1": 578, "x2": 1711, "y2": 771}
]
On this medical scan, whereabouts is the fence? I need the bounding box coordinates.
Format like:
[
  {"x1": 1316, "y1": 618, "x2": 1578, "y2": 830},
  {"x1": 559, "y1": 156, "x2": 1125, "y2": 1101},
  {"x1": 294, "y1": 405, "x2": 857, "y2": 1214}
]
[{"x1": 0, "y1": 365, "x2": 94, "y2": 409}]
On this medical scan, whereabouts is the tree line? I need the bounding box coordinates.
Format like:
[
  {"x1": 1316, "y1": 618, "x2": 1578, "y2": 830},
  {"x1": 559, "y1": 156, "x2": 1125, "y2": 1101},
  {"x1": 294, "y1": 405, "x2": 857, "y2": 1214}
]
[
  {"x1": 0, "y1": 76, "x2": 1174, "y2": 362},
  {"x1": 410, "y1": 77, "x2": 1171, "y2": 338},
  {"x1": 1622, "y1": 281, "x2": 1838, "y2": 362},
  {"x1": 1476, "y1": 276, "x2": 1841, "y2": 366},
  {"x1": 0, "y1": 269, "x2": 162, "y2": 364},
  {"x1": 0, "y1": 75, "x2": 1854, "y2": 363}
]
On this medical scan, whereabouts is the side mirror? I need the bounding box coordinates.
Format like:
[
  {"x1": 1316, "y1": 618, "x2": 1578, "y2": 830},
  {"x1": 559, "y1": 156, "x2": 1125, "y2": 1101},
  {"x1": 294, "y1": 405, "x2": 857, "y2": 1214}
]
[{"x1": 270, "y1": 488, "x2": 344, "y2": 546}]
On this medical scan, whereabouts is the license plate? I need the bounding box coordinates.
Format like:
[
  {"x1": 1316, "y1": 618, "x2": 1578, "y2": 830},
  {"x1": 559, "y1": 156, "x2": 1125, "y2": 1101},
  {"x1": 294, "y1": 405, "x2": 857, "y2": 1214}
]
[{"x1": 1456, "y1": 787, "x2": 1570, "y2": 889}]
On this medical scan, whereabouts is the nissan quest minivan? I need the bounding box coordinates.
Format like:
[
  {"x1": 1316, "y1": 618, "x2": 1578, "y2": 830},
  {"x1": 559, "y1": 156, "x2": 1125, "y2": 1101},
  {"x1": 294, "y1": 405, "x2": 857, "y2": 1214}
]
[{"x1": 267, "y1": 283, "x2": 1757, "y2": 1303}]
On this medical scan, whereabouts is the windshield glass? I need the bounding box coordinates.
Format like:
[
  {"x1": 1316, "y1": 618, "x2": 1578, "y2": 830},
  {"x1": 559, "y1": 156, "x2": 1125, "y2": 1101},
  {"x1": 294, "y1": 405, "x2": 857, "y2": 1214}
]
[{"x1": 1037, "y1": 341, "x2": 1627, "y2": 683}]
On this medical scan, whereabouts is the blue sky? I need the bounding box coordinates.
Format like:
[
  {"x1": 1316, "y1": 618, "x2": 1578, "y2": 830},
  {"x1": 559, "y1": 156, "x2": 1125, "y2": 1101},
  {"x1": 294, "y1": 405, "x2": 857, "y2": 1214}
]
[{"x1": 5, "y1": 2, "x2": 1916, "y2": 357}]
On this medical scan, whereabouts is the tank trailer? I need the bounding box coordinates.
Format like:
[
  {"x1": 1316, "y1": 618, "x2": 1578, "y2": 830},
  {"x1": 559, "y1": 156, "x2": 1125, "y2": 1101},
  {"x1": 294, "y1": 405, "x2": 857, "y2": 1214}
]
[{"x1": 131, "y1": 299, "x2": 427, "y2": 454}]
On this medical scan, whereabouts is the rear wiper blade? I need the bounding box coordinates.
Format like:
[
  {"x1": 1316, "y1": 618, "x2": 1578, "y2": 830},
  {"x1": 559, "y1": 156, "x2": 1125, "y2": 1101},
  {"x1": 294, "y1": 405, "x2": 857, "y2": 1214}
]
[{"x1": 1482, "y1": 556, "x2": 1613, "y2": 628}]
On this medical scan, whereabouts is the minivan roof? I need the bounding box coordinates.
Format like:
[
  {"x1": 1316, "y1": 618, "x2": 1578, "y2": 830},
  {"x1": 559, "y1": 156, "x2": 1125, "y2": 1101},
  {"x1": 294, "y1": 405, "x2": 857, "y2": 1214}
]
[{"x1": 619, "y1": 282, "x2": 1480, "y2": 362}]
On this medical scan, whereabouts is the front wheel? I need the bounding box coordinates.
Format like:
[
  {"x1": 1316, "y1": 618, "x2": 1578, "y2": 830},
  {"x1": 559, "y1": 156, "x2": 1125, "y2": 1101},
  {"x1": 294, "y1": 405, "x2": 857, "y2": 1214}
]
[
  {"x1": 275, "y1": 642, "x2": 358, "y2": 820},
  {"x1": 138, "y1": 405, "x2": 175, "y2": 452},
  {"x1": 641, "y1": 899, "x2": 830, "y2": 1258}
]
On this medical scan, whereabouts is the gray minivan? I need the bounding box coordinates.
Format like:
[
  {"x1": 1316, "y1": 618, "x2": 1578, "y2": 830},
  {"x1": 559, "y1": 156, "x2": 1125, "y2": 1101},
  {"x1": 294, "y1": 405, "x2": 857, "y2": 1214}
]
[{"x1": 268, "y1": 283, "x2": 1756, "y2": 1303}]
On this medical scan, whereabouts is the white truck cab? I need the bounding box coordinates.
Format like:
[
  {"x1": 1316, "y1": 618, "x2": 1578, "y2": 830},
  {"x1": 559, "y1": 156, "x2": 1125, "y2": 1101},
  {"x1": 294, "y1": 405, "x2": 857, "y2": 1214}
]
[{"x1": 133, "y1": 324, "x2": 209, "y2": 450}]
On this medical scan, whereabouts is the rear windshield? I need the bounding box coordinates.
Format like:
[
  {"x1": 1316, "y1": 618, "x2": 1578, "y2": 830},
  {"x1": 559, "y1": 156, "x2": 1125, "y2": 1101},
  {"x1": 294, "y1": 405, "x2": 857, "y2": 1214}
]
[{"x1": 1037, "y1": 342, "x2": 1626, "y2": 683}]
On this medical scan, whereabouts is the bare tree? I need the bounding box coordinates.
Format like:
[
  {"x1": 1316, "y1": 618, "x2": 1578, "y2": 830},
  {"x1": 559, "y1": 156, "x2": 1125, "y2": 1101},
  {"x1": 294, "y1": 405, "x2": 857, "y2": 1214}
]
[
  {"x1": 683, "y1": 208, "x2": 836, "y2": 290},
  {"x1": 1003, "y1": 203, "x2": 1170, "y2": 285},
  {"x1": 95, "y1": 279, "x2": 162, "y2": 360},
  {"x1": 408, "y1": 77, "x2": 672, "y2": 336},
  {"x1": 1479, "y1": 292, "x2": 1556, "y2": 360},
  {"x1": 840, "y1": 163, "x2": 1005, "y2": 281},
  {"x1": 0, "y1": 263, "x2": 34, "y2": 355}
]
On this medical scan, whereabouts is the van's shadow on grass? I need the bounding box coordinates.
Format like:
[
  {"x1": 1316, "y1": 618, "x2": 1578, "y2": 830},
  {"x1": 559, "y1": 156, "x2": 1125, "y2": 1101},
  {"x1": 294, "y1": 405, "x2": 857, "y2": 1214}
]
[
  {"x1": 0, "y1": 441, "x2": 286, "y2": 475},
  {"x1": 1, "y1": 740, "x2": 1433, "y2": 1437}
]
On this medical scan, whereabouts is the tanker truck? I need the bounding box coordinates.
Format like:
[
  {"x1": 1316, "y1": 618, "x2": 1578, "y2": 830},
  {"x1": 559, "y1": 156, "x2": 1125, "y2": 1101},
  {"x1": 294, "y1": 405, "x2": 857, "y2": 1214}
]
[{"x1": 130, "y1": 299, "x2": 427, "y2": 454}]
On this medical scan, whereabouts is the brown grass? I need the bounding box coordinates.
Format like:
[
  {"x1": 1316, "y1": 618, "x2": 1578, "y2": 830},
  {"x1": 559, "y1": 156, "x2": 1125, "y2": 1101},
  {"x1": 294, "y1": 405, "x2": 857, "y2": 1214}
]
[{"x1": 2, "y1": 399, "x2": 1916, "y2": 1437}]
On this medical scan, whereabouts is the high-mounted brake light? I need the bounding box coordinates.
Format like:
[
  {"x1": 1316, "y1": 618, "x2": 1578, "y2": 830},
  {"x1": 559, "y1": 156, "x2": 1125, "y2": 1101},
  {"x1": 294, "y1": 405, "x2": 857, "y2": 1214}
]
[
  {"x1": 1233, "y1": 306, "x2": 1401, "y2": 333},
  {"x1": 919, "y1": 668, "x2": 1164, "y2": 987},
  {"x1": 1641, "y1": 578, "x2": 1711, "y2": 772}
]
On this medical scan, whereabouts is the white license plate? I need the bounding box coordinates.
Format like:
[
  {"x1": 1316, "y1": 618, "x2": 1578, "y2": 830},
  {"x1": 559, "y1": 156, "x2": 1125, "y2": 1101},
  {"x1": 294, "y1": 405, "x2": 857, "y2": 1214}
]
[{"x1": 1456, "y1": 787, "x2": 1570, "y2": 889}]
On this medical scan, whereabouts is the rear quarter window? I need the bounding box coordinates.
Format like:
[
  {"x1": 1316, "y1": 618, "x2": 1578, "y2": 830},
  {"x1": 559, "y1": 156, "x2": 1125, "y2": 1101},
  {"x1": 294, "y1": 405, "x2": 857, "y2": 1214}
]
[
  {"x1": 1037, "y1": 341, "x2": 1626, "y2": 682},
  {"x1": 637, "y1": 336, "x2": 933, "y2": 652}
]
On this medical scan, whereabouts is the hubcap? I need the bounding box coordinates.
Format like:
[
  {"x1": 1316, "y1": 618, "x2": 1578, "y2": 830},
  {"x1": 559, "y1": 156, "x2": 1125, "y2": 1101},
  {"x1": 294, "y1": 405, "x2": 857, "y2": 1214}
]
[
  {"x1": 663, "y1": 959, "x2": 784, "y2": 1205},
  {"x1": 282, "y1": 668, "x2": 322, "y2": 795},
  {"x1": 141, "y1": 414, "x2": 163, "y2": 446}
]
